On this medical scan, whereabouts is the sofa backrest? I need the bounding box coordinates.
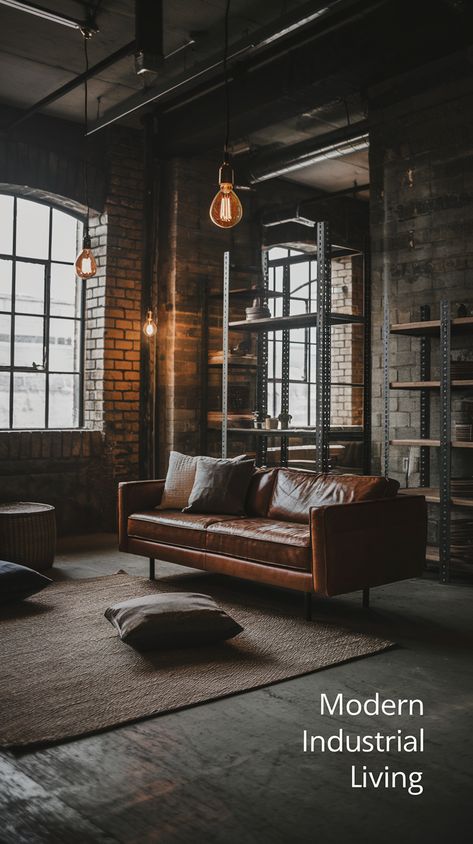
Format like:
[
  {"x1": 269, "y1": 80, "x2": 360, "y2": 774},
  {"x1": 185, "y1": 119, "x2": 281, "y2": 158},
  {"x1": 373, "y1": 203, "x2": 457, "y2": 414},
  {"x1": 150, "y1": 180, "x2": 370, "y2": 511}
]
[{"x1": 267, "y1": 468, "x2": 399, "y2": 524}]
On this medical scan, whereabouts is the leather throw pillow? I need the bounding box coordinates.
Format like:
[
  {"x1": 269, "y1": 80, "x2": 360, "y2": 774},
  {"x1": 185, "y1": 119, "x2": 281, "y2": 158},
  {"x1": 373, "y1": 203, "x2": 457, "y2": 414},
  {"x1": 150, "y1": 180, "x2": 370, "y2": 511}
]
[{"x1": 184, "y1": 457, "x2": 255, "y2": 515}]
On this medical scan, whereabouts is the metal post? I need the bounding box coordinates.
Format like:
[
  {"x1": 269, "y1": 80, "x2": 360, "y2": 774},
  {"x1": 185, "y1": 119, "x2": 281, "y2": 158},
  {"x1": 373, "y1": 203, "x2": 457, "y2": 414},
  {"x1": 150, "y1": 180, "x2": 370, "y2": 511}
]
[
  {"x1": 362, "y1": 244, "x2": 372, "y2": 474},
  {"x1": 315, "y1": 221, "x2": 331, "y2": 473},
  {"x1": 420, "y1": 304, "x2": 431, "y2": 488},
  {"x1": 439, "y1": 299, "x2": 451, "y2": 584},
  {"x1": 222, "y1": 252, "x2": 230, "y2": 459},
  {"x1": 382, "y1": 263, "x2": 390, "y2": 479},
  {"x1": 149, "y1": 558, "x2": 155, "y2": 580},
  {"x1": 280, "y1": 261, "x2": 291, "y2": 466},
  {"x1": 255, "y1": 251, "x2": 269, "y2": 467}
]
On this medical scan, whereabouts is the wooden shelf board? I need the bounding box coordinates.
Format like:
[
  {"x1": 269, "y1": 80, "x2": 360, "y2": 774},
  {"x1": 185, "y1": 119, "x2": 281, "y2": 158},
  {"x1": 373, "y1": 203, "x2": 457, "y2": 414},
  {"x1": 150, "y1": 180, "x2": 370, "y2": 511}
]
[
  {"x1": 426, "y1": 546, "x2": 440, "y2": 562},
  {"x1": 390, "y1": 380, "x2": 473, "y2": 389},
  {"x1": 390, "y1": 439, "x2": 440, "y2": 447},
  {"x1": 398, "y1": 488, "x2": 473, "y2": 508},
  {"x1": 390, "y1": 316, "x2": 473, "y2": 336},
  {"x1": 229, "y1": 311, "x2": 364, "y2": 332}
]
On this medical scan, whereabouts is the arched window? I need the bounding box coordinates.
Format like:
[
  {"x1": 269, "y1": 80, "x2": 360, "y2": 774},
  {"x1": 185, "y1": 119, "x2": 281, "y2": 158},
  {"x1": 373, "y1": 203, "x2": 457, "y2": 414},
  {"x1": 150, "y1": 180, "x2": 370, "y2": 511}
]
[{"x1": 0, "y1": 193, "x2": 84, "y2": 429}]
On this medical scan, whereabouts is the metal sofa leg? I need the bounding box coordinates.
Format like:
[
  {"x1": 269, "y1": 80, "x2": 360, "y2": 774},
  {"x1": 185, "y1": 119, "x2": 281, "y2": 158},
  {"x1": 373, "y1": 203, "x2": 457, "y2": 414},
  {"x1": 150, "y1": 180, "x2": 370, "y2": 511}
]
[
  {"x1": 362, "y1": 587, "x2": 370, "y2": 609},
  {"x1": 304, "y1": 592, "x2": 312, "y2": 621},
  {"x1": 149, "y1": 557, "x2": 155, "y2": 580}
]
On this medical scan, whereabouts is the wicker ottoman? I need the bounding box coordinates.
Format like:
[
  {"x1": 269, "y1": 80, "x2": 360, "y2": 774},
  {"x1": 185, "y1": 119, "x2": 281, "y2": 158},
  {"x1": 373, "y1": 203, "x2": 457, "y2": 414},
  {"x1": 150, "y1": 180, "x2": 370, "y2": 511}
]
[{"x1": 0, "y1": 502, "x2": 56, "y2": 571}]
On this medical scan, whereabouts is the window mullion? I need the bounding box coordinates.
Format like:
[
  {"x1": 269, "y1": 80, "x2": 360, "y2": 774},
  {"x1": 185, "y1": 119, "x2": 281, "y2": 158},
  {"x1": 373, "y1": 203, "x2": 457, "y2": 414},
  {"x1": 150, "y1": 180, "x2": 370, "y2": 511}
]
[{"x1": 44, "y1": 207, "x2": 52, "y2": 429}]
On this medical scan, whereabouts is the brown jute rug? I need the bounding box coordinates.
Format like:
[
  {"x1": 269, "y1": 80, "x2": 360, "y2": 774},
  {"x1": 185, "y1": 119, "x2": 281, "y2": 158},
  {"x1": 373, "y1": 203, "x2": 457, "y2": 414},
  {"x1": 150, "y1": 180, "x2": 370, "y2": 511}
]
[{"x1": 0, "y1": 572, "x2": 393, "y2": 748}]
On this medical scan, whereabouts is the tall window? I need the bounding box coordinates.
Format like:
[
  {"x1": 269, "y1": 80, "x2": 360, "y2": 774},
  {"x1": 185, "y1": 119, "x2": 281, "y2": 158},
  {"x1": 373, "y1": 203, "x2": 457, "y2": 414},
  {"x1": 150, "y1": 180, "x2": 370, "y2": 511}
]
[
  {"x1": 0, "y1": 194, "x2": 84, "y2": 429},
  {"x1": 267, "y1": 247, "x2": 318, "y2": 426}
]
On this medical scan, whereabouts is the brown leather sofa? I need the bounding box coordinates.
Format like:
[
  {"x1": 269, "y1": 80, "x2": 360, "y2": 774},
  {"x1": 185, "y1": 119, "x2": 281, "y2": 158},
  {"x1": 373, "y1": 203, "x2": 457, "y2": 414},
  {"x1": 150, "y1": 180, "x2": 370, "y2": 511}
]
[{"x1": 118, "y1": 468, "x2": 427, "y2": 617}]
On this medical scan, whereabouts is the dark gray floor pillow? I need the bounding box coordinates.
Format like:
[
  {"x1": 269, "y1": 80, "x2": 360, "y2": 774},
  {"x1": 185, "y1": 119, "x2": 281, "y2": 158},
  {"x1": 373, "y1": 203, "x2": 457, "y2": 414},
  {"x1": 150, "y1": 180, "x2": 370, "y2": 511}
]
[
  {"x1": 105, "y1": 592, "x2": 243, "y2": 650},
  {"x1": 0, "y1": 560, "x2": 52, "y2": 605}
]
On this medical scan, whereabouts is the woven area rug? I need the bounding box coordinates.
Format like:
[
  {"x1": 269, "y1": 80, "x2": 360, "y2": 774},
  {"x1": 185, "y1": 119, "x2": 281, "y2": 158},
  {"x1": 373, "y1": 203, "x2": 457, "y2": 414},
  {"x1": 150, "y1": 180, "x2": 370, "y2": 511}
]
[{"x1": 0, "y1": 572, "x2": 393, "y2": 748}]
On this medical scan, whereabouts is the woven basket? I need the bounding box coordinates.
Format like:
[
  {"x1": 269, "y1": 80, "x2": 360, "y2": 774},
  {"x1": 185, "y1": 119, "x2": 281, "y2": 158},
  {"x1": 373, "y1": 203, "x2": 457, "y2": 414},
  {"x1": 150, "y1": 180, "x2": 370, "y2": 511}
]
[{"x1": 0, "y1": 502, "x2": 56, "y2": 571}]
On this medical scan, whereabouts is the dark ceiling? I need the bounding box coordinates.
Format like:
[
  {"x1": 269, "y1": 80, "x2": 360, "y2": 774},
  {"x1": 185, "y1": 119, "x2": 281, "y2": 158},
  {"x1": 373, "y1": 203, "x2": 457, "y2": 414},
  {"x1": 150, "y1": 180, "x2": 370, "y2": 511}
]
[{"x1": 0, "y1": 0, "x2": 472, "y2": 194}]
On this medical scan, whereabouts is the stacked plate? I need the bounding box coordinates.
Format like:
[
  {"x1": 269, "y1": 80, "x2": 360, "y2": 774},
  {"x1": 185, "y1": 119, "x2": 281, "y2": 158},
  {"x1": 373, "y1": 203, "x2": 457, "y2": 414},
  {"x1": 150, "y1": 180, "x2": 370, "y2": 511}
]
[{"x1": 451, "y1": 360, "x2": 473, "y2": 379}]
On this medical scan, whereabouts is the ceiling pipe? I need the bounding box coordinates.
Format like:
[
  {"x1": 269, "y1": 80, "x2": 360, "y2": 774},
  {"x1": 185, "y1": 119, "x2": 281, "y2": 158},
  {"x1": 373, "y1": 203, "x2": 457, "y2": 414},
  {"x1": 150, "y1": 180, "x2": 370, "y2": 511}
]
[
  {"x1": 0, "y1": 0, "x2": 98, "y2": 32},
  {"x1": 87, "y1": 0, "x2": 388, "y2": 135},
  {"x1": 247, "y1": 120, "x2": 369, "y2": 184}
]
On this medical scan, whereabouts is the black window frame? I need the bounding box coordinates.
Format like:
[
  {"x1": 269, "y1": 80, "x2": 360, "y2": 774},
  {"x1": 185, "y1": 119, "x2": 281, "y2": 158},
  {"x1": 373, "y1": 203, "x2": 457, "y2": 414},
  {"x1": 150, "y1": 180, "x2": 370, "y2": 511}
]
[
  {"x1": 267, "y1": 248, "x2": 317, "y2": 427},
  {"x1": 0, "y1": 193, "x2": 85, "y2": 430}
]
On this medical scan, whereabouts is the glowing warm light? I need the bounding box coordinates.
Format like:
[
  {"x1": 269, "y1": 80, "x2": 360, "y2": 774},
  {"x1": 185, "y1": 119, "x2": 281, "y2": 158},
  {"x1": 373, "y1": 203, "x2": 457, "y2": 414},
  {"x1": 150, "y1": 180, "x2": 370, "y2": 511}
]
[
  {"x1": 143, "y1": 309, "x2": 157, "y2": 337},
  {"x1": 75, "y1": 234, "x2": 97, "y2": 280},
  {"x1": 209, "y1": 162, "x2": 243, "y2": 229}
]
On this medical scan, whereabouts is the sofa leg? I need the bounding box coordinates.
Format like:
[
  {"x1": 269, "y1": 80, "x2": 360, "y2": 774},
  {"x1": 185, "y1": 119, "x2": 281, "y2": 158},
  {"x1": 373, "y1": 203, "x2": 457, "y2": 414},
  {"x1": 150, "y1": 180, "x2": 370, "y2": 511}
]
[
  {"x1": 304, "y1": 592, "x2": 312, "y2": 621},
  {"x1": 149, "y1": 558, "x2": 155, "y2": 580},
  {"x1": 362, "y1": 588, "x2": 370, "y2": 609}
]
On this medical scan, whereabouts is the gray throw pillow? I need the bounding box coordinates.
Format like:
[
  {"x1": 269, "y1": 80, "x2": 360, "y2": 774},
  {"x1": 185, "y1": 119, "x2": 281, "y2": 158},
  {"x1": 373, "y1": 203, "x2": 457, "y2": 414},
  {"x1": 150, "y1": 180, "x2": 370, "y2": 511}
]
[
  {"x1": 104, "y1": 592, "x2": 243, "y2": 650},
  {"x1": 158, "y1": 451, "x2": 198, "y2": 510},
  {"x1": 0, "y1": 560, "x2": 52, "y2": 605},
  {"x1": 184, "y1": 457, "x2": 255, "y2": 515}
]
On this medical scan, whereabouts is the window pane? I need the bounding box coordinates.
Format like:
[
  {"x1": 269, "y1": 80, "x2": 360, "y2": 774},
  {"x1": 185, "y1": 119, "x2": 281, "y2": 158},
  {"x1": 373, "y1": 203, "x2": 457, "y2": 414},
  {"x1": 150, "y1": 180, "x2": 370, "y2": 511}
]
[
  {"x1": 52, "y1": 210, "x2": 81, "y2": 263},
  {"x1": 16, "y1": 199, "x2": 49, "y2": 259},
  {"x1": 289, "y1": 382, "x2": 309, "y2": 426},
  {"x1": 49, "y1": 373, "x2": 80, "y2": 427},
  {"x1": 268, "y1": 247, "x2": 289, "y2": 260},
  {"x1": 49, "y1": 317, "x2": 81, "y2": 372},
  {"x1": 50, "y1": 263, "x2": 81, "y2": 317},
  {"x1": 290, "y1": 261, "x2": 309, "y2": 294},
  {"x1": 13, "y1": 373, "x2": 46, "y2": 428},
  {"x1": 15, "y1": 262, "x2": 45, "y2": 314},
  {"x1": 14, "y1": 315, "x2": 44, "y2": 367},
  {"x1": 289, "y1": 344, "x2": 306, "y2": 380},
  {"x1": 0, "y1": 260, "x2": 12, "y2": 312},
  {"x1": 0, "y1": 313, "x2": 11, "y2": 365},
  {"x1": 0, "y1": 372, "x2": 9, "y2": 427},
  {"x1": 290, "y1": 298, "x2": 306, "y2": 316},
  {"x1": 0, "y1": 196, "x2": 14, "y2": 255}
]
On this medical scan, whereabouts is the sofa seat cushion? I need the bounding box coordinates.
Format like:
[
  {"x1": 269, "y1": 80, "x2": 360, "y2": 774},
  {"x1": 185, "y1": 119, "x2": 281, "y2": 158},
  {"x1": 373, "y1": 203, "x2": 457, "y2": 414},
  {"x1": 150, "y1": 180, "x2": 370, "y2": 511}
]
[
  {"x1": 206, "y1": 518, "x2": 311, "y2": 571},
  {"x1": 268, "y1": 468, "x2": 400, "y2": 524},
  {"x1": 128, "y1": 511, "x2": 237, "y2": 550}
]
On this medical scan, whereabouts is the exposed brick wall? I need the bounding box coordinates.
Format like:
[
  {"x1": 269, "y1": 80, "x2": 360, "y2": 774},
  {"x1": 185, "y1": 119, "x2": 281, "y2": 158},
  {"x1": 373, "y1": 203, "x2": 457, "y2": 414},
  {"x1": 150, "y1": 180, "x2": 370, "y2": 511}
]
[
  {"x1": 370, "y1": 68, "x2": 473, "y2": 486},
  {"x1": 0, "y1": 123, "x2": 144, "y2": 533}
]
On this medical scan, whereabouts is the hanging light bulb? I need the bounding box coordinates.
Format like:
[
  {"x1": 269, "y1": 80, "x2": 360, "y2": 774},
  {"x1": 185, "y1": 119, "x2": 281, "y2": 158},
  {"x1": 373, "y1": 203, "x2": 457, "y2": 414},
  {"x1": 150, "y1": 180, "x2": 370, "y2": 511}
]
[
  {"x1": 209, "y1": 160, "x2": 243, "y2": 228},
  {"x1": 75, "y1": 28, "x2": 97, "y2": 280},
  {"x1": 143, "y1": 309, "x2": 157, "y2": 338},
  {"x1": 209, "y1": 0, "x2": 243, "y2": 229},
  {"x1": 75, "y1": 231, "x2": 97, "y2": 279}
]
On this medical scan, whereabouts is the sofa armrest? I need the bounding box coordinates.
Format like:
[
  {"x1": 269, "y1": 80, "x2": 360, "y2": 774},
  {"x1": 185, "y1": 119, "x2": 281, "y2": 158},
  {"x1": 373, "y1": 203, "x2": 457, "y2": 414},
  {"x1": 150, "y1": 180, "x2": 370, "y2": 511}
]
[
  {"x1": 310, "y1": 495, "x2": 427, "y2": 597},
  {"x1": 118, "y1": 480, "x2": 165, "y2": 551}
]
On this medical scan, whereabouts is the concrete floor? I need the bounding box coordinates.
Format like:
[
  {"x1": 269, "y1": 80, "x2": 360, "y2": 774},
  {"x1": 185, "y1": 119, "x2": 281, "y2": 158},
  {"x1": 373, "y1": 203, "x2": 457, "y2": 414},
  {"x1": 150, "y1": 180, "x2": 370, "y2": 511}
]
[{"x1": 1, "y1": 534, "x2": 472, "y2": 844}]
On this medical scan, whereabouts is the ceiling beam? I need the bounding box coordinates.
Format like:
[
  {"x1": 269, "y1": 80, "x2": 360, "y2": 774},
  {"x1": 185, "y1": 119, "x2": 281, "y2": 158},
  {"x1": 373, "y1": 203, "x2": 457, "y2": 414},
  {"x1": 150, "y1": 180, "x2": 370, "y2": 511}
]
[{"x1": 0, "y1": 0, "x2": 98, "y2": 32}]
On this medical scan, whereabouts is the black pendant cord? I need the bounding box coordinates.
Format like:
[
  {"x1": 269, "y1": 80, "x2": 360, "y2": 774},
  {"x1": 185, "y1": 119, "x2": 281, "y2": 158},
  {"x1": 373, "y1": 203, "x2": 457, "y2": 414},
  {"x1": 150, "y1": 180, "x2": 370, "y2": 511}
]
[
  {"x1": 82, "y1": 33, "x2": 91, "y2": 240},
  {"x1": 223, "y1": 0, "x2": 231, "y2": 162}
]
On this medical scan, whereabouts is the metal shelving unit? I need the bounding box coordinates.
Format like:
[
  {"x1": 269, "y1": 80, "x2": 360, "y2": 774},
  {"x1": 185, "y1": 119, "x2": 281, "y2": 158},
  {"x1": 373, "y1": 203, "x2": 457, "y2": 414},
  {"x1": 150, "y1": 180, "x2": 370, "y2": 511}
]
[
  {"x1": 218, "y1": 221, "x2": 371, "y2": 473},
  {"x1": 384, "y1": 299, "x2": 473, "y2": 582}
]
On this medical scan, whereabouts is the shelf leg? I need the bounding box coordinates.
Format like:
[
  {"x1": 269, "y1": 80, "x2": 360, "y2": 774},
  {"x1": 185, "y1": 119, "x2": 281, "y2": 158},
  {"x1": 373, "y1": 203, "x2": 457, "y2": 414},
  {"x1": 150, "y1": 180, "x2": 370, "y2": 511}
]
[
  {"x1": 362, "y1": 588, "x2": 370, "y2": 609},
  {"x1": 149, "y1": 557, "x2": 155, "y2": 580},
  {"x1": 304, "y1": 592, "x2": 312, "y2": 621}
]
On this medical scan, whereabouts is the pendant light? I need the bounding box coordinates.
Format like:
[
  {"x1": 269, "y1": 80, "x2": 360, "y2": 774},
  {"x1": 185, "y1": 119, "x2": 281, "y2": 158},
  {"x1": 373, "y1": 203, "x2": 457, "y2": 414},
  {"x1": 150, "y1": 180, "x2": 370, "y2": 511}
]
[
  {"x1": 143, "y1": 309, "x2": 157, "y2": 337},
  {"x1": 209, "y1": 0, "x2": 242, "y2": 229},
  {"x1": 75, "y1": 28, "x2": 97, "y2": 280}
]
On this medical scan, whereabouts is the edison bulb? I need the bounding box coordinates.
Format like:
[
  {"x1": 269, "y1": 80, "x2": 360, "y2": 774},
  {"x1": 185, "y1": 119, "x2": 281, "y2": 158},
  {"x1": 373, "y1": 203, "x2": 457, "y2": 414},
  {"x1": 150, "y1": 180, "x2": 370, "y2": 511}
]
[
  {"x1": 209, "y1": 161, "x2": 243, "y2": 229},
  {"x1": 75, "y1": 234, "x2": 97, "y2": 280},
  {"x1": 143, "y1": 309, "x2": 157, "y2": 337}
]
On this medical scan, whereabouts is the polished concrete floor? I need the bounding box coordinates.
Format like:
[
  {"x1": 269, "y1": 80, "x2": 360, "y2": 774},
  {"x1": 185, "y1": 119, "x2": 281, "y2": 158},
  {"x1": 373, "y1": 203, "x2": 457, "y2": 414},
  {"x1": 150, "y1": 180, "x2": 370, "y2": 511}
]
[{"x1": 1, "y1": 534, "x2": 472, "y2": 844}]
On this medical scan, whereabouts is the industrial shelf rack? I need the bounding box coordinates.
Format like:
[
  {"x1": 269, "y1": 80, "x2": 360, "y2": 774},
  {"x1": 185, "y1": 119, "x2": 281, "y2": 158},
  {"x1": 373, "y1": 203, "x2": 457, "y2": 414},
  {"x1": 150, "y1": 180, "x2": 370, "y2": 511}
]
[
  {"x1": 384, "y1": 299, "x2": 473, "y2": 582},
  {"x1": 216, "y1": 221, "x2": 371, "y2": 472}
]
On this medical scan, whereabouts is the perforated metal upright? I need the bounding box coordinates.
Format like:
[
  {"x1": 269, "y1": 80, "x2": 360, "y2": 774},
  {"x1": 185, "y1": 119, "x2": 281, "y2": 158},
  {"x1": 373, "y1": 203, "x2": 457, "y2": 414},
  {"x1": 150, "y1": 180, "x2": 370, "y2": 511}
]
[
  {"x1": 255, "y1": 250, "x2": 269, "y2": 466},
  {"x1": 419, "y1": 304, "x2": 431, "y2": 488},
  {"x1": 439, "y1": 299, "x2": 451, "y2": 583},
  {"x1": 315, "y1": 221, "x2": 332, "y2": 473},
  {"x1": 221, "y1": 251, "x2": 230, "y2": 459}
]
